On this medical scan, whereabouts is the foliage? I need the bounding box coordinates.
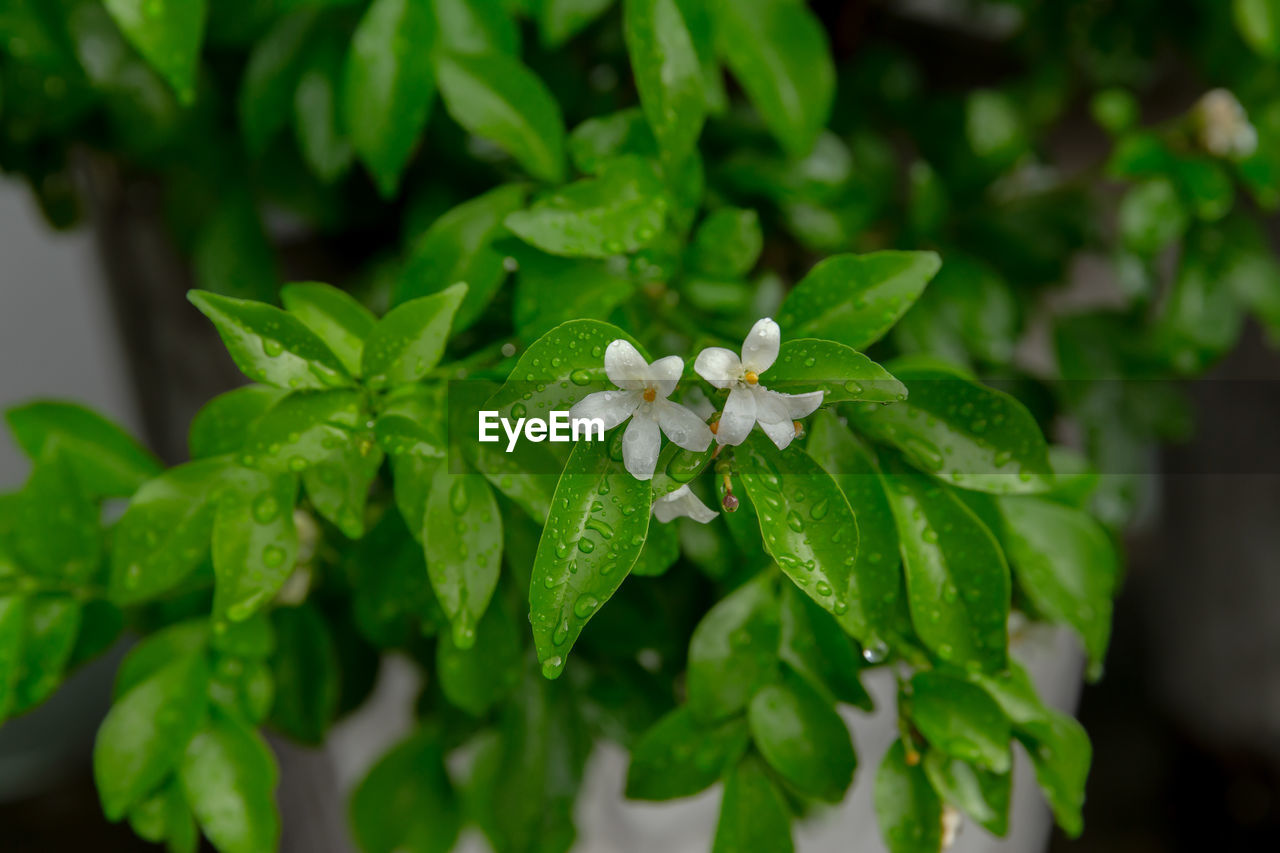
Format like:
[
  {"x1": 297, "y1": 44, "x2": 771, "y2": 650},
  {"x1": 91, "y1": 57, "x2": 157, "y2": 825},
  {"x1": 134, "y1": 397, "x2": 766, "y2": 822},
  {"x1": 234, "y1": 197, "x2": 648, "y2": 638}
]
[{"x1": 2, "y1": 1, "x2": 1279, "y2": 852}]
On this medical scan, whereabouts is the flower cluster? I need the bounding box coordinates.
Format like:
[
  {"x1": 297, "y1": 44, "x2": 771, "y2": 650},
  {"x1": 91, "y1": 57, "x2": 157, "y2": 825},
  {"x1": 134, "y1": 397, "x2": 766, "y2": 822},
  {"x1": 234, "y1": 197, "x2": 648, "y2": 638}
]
[{"x1": 570, "y1": 318, "x2": 825, "y2": 525}]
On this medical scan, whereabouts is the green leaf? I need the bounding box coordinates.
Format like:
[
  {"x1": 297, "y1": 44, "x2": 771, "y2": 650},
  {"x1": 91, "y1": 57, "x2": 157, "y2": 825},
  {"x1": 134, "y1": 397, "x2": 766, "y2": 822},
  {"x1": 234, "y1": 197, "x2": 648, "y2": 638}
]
[
  {"x1": 0, "y1": 597, "x2": 27, "y2": 721},
  {"x1": 9, "y1": 452, "x2": 101, "y2": 582},
  {"x1": 686, "y1": 207, "x2": 762, "y2": 278},
  {"x1": 376, "y1": 385, "x2": 448, "y2": 460},
  {"x1": 211, "y1": 469, "x2": 300, "y2": 622},
  {"x1": 395, "y1": 184, "x2": 529, "y2": 329},
  {"x1": 127, "y1": 779, "x2": 194, "y2": 849},
  {"x1": 779, "y1": 584, "x2": 872, "y2": 710},
  {"x1": 511, "y1": 250, "x2": 636, "y2": 341},
  {"x1": 436, "y1": 51, "x2": 566, "y2": 183},
  {"x1": 350, "y1": 728, "x2": 460, "y2": 853},
  {"x1": 923, "y1": 751, "x2": 1010, "y2": 837},
  {"x1": 998, "y1": 497, "x2": 1117, "y2": 675},
  {"x1": 1118, "y1": 177, "x2": 1188, "y2": 256},
  {"x1": 9, "y1": 596, "x2": 82, "y2": 713},
  {"x1": 879, "y1": 451, "x2": 1010, "y2": 673},
  {"x1": 624, "y1": 0, "x2": 705, "y2": 164},
  {"x1": 425, "y1": 471, "x2": 503, "y2": 647},
  {"x1": 768, "y1": 339, "x2": 906, "y2": 405},
  {"x1": 875, "y1": 739, "x2": 943, "y2": 853},
  {"x1": 1234, "y1": 0, "x2": 1280, "y2": 58},
  {"x1": 190, "y1": 387, "x2": 287, "y2": 460},
  {"x1": 5, "y1": 401, "x2": 161, "y2": 498},
  {"x1": 626, "y1": 706, "x2": 749, "y2": 800},
  {"x1": 115, "y1": 620, "x2": 210, "y2": 698},
  {"x1": 710, "y1": 0, "x2": 833, "y2": 158},
  {"x1": 536, "y1": 0, "x2": 614, "y2": 47},
  {"x1": 102, "y1": 0, "x2": 207, "y2": 104},
  {"x1": 737, "y1": 435, "x2": 860, "y2": 623},
  {"x1": 529, "y1": 440, "x2": 653, "y2": 678},
  {"x1": 390, "y1": 454, "x2": 442, "y2": 543},
  {"x1": 362, "y1": 283, "x2": 467, "y2": 389},
  {"x1": 343, "y1": 0, "x2": 437, "y2": 196},
  {"x1": 631, "y1": 515, "x2": 679, "y2": 576},
  {"x1": 239, "y1": 8, "x2": 318, "y2": 155},
  {"x1": 303, "y1": 441, "x2": 383, "y2": 539},
  {"x1": 433, "y1": 0, "x2": 519, "y2": 55},
  {"x1": 280, "y1": 283, "x2": 377, "y2": 377},
  {"x1": 436, "y1": 593, "x2": 522, "y2": 715},
  {"x1": 850, "y1": 364, "x2": 1053, "y2": 494},
  {"x1": 188, "y1": 290, "x2": 352, "y2": 390},
  {"x1": 749, "y1": 671, "x2": 856, "y2": 802},
  {"x1": 94, "y1": 654, "x2": 210, "y2": 821},
  {"x1": 180, "y1": 710, "x2": 280, "y2": 853},
  {"x1": 111, "y1": 458, "x2": 230, "y2": 604},
  {"x1": 268, "y1": 604, "x2": 339, "y2": 745},
  {"x1": 505, "y1": 156, "x2": 668, "y2": 258},
  {"x1": 909, "y1": 670, "x2": 1011, "y2": 773},
  {"x1": 776, "y1": 251, "x2": 941, "y2": 351},
  {"x1": 712, "y1": 755, "x2": 794, "y2": 853},
  {"x1": 686, "y1": 573, "x2": 779, "y2": 721},
  {"x1": 804, "y1": 412, "x2": 901, "y2": 647},
  {"x1": 294, "y1": 35, "x2": 354, "y2": 182},
  {"x1": 242, "y1": 389, "x2": 365, "y2": 474}
]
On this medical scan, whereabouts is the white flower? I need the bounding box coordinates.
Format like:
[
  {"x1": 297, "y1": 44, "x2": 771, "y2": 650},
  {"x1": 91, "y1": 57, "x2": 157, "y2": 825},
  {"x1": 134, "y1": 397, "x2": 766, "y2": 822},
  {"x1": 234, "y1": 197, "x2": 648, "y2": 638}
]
[
  {"x1": 693, "y1": 318, "x2": 825, "y2": 449},
  {"x1": 653, "y1": 485, "x2": 717, "y2": 524},
  {"x1": 1196, "y1": 89, "x2": 1258, "y2": 160},
  {"x1": 570, "y1": 340, "x2": 713, "y2": 481}
]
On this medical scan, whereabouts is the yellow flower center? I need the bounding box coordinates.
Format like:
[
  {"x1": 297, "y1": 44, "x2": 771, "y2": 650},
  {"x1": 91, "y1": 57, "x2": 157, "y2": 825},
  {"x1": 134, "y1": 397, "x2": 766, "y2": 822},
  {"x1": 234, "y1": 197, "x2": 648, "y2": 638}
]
[
  {"x1": 744, "y1": 371, "x2": 759, "y2": 385},
  {"x1": 642, "y1": 387, "x2": 657, "y2": 402}
]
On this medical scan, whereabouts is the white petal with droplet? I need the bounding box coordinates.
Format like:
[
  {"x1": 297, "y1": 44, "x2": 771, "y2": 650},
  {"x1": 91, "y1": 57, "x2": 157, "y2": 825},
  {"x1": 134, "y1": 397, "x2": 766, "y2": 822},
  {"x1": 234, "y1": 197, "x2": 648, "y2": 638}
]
[
  {"x1": 622, "y1": 413, "x2": 661, "y2": 480},
  {"x1": 655, "y1": 400, "x2": 712, "y2": 451},
  {"x1": 693, "y1": 347, "x2": 741, "y2": 388},
  {"x1": 604, "y1": 339, "x2": 649, "y2": 390},
  {"x1": 569, "y1": 390, "x2": 639, "y2": 430},
  {"x1": 741, "y1": 317, "x2": 780, "y2": 374},
  {"x1": 716, "y1": 387, "x2": 757, "y2": 445}
]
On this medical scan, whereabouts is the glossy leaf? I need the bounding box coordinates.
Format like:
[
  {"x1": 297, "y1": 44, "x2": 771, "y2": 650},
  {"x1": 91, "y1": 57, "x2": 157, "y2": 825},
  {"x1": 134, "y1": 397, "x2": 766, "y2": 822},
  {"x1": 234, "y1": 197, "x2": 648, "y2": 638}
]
[
  {"x1": 424, "y1": 470, "x2": 503, "y2": 647},
  {"x1": 879, "y1": 452, "x2": 1010, "y2": 673},
  {"x1": 625, "y1": 706, "x2": 749, "y2": 800},
  {"x1": 777, "y1": 252, "x2": 941, "y2": 352},
  {"x1": 436, "y1": 594, "x2": 522, "y2": 715},
  {"x1": 188, "y1": 290, "x2": 351, "y2": 390},
  {"x1": 189, "y1": 386, "x2": 287, "y2": 460},
  {"x1": 5, "y1": 401, "x2": 161, "y2": 498},
  {"x1": 505, "y1": 156, "x2": 668, "y2": 258},
  {"x1": 436, "y1": 51, "x2": 566, "y2": 183},
  {"x1": 349, "y1": 728, "x2": 460, "y2": 853},
  {"x1": 778, "y1": 584, "x2": 872, "y2": 710},
  {"x1": 749, "y1": 672, "x2": 856, "y2": 802},
  {"x1": 211, "y1": 469, "x2": 300, "y2": 622},
  {"x1": 529, "y1": 440, "x2": 653, "y2": 678},
  {"x1": 103, "y1": 0, "x2": 207, "y2": 104},
  {"x1": 686, "y1": 572, "x2": 779, "y2": 721},
  {"x1": 875, "y1": 739, "x2": 943, "y2": 853},
  {"x1": 362, "y1": 283, "x2": 467, "y2": 389},
  {"x1": 923, "y1": 751, "x2": 1011, "y2": 837},
  {"x1": 94, "y1": 654, "x2": 210, "y2": 821},
  {"x1": 909, "y1": 670, "x2": 1011, "y2": 772},
  {"x1": 280, "y1": 282, "x2": 377, "y2": 377},
  {"x1": 712, "y1": 755, "x2": 794, "y2": 853},
  {"x1": 242, "y1": 389, "x2": 365, "y2": 474},
  {"x1": 768, "y1": 338, "x2": 906, "y2": 405},
  {"x1": 180, "y1": 710, "x2": 280, "y2": 853},
  {"x1": 624, "y1": 0, "x2": 705, "y2": 164},
  {"x1": 303, "y1": 441, "x2": 383, "y2": 539}
]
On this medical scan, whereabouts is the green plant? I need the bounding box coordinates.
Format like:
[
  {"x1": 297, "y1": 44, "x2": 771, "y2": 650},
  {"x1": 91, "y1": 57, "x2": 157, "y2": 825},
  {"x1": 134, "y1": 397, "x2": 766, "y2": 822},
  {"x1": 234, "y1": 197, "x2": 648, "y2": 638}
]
[{"x1": 2, "y1": 2, "x2": 1279, "y2": 852}]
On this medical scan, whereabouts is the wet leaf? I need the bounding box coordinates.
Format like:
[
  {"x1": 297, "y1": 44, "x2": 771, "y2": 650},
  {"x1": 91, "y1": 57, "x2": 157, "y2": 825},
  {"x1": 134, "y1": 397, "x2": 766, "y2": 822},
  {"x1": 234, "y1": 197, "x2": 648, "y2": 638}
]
[
  {"x1": 211, "y1": 469, "x2": 299, "y2": 622},
  {"x1": 686, "y1": 572, "x2": 779, "y2": 721},
  {"x1": 180, "y1": 709, "x2": 280, "y2": 853},
  {"x1": 189, "y1": 386, "x2": 287, "y2": 460},
  {"x1": 909, "y1": 670, "x2": 1011, "y2": 772},
  {"x1": 768, "y1": 338, "x2": 906, "y2": 405},
  {"x1": 923, "y1": 751, "x2": 1011, "y2": 837},
  {"x1": 875, "y1": 739, "x2": 942, "y2": 853},
  {"x1": 363, "y1": 283, "x2": 467, "y2": 389},
  {"x1": 425, "y1": 470, "x2": 503, "y2": 647},
  {"x1": 749, "y1": 671, "x2": 856, "y2": 802},
  {"x1": 280, "y1": 283, "x2": 377, "y2": 378},
  {"x1": 625, "y1": 706, "x2": 749, "y2": 800},
  {"x1": 624, "y1": 0, "x2": 705, "y2": 164}
]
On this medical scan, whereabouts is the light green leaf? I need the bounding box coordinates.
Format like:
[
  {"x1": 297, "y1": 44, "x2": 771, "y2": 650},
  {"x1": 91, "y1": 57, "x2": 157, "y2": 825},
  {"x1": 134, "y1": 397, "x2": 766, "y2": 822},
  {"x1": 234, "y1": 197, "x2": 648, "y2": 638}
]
[
  {"x1": 363, "y1": 283, "x2": 467, "y2": 388},
  {"x1": 923, "y1": 751, "x2": 1011, "y2": 837},
  {"x1": 127, "y1": 779, "x2": 194, "y2": 849},
  {"x1": 750, "y1": 671, "x2": 856, "y2": 802},
  {"x1": 777, "y1": 251, "x2": 941, "y2": 351},
  {"x1": 436, "y1": 592, "x2": 522, "y2": 715},
  {"x1": 712, "y1": 755, "x2": 794, "y2": 853},
  {"x1": 242, "y1": 389, "x2": 365, "y2": 473},
  {"x1": 433, "y1": 0, "x2": 519, "y2": 55},
  {"x1": 529, "y1": 440, "x2": 652, "y2": 678},
  {"x1": 536, "y1": 0, "x2": 614, "y2": 47},
  {"x1": 879, "y1": 451, "x2": 1010, "y2": 673},
  {"x1": 180, "y1": 710, "x2": 280, "y2": 853},
  {"x1": 624, "y1": 0, "x2": 705, "y2": 164},
  {"x1": 710, "y1": 0, "x2": 833, "y2": 157},
  {"x1": 851, "y1": 364, "x2": 1053, "y2": 494},
  {"x1": 505, "y1": 156, "x2": 669, "y2": 258},
  {"x1": 350, "y1": 728, "x2": 460, "y2": 853},
  {"x1": 737, "y1": 435, "x2": 860, "y2": 623},
  {"x1": 268, "y1": 604, "x2": 339, "y2": 744},
  {"x1": 686, "y1": 573, "x2": 779, "y2": 721},
  {"x1": 114, "y1": 620, "x2": 209, "y2": 698},
  {"x1": 768, "y1": 338, "x2": 906, "y2": 405},
  {"x1": 1234, "y1": 0, "x2": 1280, "y2": 58},
  {"x1": 425, "y1": 471, "x2": 503, "y2": 647},
  {"x1": 436, "y1": 51, "x2": 566, "y2": 183},
  {"x1": 211, "y1": 469, "x2": 300, "y2": 622},
  {"x1": 280, "y1": 283, "x2": 377, "y2": 377},
  {"x1": 103, "y1": 0, "x2": 207, "y2": 104},
  {"x1": 189, "y1": 387, "x2": 287, "y2": 460},
  {"x1": 909, "y1": 670, "x2": 1011, "y2": 772},
  {"x1": 875, "y1": 739, "x2": 943, "y2": 853},
  {"x1": 395, "y1": 184, "x2": 529, "y2": 329},
  {"x1": 94, "y1": 654, "x2": 210, "y2": 821},
  {"x1": 5, "y1": 401, "x2": 161, "y2": 498},
  {"x1": 686, "y1": 207, "x2": 761, "y2": 277},
  {"x1": 375, "y1": 384, "x2": 447, "y2": 459},
  {"x1": 779, "y1": 584, "x2": 872, "y2": 709},
  {"x1": 110, "y1": 459, "x2": 231, "y2": 604},
  {"x1": 188, "y1": 290, "x2": 352, "y2": 390},
  {"x1": 239, "y1": 8, "x2": 318, "y2": 155},
  {"x1": 626, "y1": 706, "x2": 749, "y2": 801},
  {"x1": 998, "y1": 496, "x2": 1118, "y2": 674},
  {"x1": 343, "y1": 0, "x2": 437, "y2": 197},
  {"x1": 511, "y1": 250, "x2": 636, "y2": 341}
]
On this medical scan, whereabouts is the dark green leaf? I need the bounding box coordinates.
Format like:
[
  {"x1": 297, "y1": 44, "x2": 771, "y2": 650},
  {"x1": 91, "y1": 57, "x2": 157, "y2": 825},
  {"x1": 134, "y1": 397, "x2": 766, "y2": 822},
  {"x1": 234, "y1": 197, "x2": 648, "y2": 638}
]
[
  {"x1": 749, "y1": 671, "x2": 856, "y2": 802},
  {"x1": 363, "y1": 283, "x2": 467, "y2": 389},
  {"x1": 624, "y1": 0, "x2": 705, "y2": 164},
  {"x1": 211, "y1": 469, "x2": 300, "y2": 622},
  {"x1": 923, "y1": 751, "x2": 1010, "y2": 837},
  {"x1": 269, "y1": 604, "x2": 339, "y2": 745},
  {"x1": 530, "y1": 440, "x2": 653, "y2": 678},
  {"x1": 776, "y1": 251, "x2": 941, "y2": 352},
  {"x1": 280, "y1": 284, "x2": 376, "y2": 378},
  {"x1": 239, "y1": 8, "x2": 318, "y2": 155},
  {"x1": 192, "y1": 192, "x2": 279, "y2": 303},
  {"x1": 350, "y1": 728, "x2": 460, "y2": 853},
  {"x1": 779, "y1": 584, "x2": 872, "y2": 710},
  {"x1": 436, "y1": 592, "x2": 522, "y2": 715},
  {"x1": 511, "y1": 251, "x2": 636, "y2": 341},
  {"x1": 188, "y1": 290, "x2": 352, "y2": 390},
  {"x1": 436, "y1": 51, "x2": 566, "y2": 183},
  {"x1": 102, "y1": 0, "x2": 206, "y2": 104},
  {"x1": 189, "y1": 386, "x2": 287, "y2": 460},
  {"x1": 630, "y1": 516, "x2": 679, "y2": 576},
  {"x1": 875, "y1": 739, "x2": 942, "y2": 853},
  {"x1": 909, "y1": 670, "x2": 1011, "y2": 772},
  {"x1": 425, "y1": 471, "x2": 503, "y2": 646},
  {"x1": 294, "y1": 35, "x2": 354, "y2": 182},
  {"x1": 686, "y1": 207, "x2": 762, "y2": 277},
  {"x1": 536, "y1": 0, "x2": 614, "y2": 47},
  {"x1": 686, "y1": 573, "x2": 779, "y2": 721},
  {"x1": 625, "y1": 706, "x2": 749, "y2": 800},
  {"x1": 180, "y1": 710, "x2": 280, "y2": 853},
  {"x1": 712, "y1": 755, "x2": 794, "y2": 853}
]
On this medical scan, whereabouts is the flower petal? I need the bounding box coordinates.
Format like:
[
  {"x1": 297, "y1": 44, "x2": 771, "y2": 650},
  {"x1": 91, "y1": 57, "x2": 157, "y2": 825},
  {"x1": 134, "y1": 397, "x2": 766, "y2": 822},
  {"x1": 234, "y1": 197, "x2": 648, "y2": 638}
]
[
  {"x1": 622, "y1": 412, "x2": 662, "y2": 480},
  {"x1": 779, "y1": 389, "x2": 825, "y2": 419},
  {"x1": 569, "y1": 390, "x2": 639, "y2": 431},
  {"x1": 741, "y1": 317, "x2": 780, "y2": 374},
  {"x1": 647, "y1": 355, "x2": 684, "y2": 398},
  {"x1": 755, "y1": 389, "x2": 798, "y2": 450},
  {"x1": 654, "y1": 484, "x2": 717, "y2": 524},
  {"x1": 693, "y1": 347, "x2": 742, "y2": 388},
  {"x1": 605, "y1": 339, "x2": 650, "y2": 390},
  {"x1": 655, "y1": 400, "x2": 712, "y2": 452},
  {"x1": 715, "y1": 387, "x2": 757, "y2": 445}
]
